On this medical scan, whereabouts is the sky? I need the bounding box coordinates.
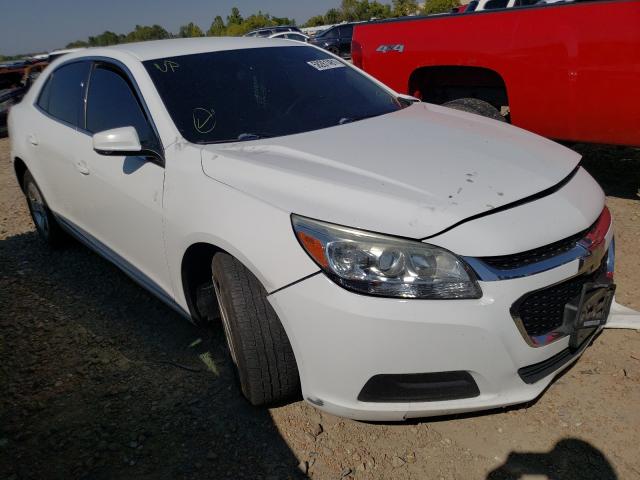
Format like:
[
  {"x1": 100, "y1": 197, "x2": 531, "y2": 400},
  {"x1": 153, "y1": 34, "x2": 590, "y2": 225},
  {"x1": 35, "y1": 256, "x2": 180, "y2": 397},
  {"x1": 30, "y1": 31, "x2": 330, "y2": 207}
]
[{"x1": 0, "y1": 0, "x2": 339, "y2": 56}]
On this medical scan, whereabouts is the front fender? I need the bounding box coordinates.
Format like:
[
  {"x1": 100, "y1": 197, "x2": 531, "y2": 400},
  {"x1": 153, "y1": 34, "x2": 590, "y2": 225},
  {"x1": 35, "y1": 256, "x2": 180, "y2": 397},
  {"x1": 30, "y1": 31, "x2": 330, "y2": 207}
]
[{"x1": 163, "y1": 143, "x2": 319, "y2": 312}]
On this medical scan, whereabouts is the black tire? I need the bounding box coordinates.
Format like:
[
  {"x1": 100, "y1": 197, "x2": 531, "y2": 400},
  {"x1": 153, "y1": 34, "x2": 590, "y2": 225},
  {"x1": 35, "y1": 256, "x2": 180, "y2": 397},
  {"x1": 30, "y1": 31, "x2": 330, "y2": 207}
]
[
  {"x1": 211, "y1": 253, "x2": 300, "y2": 406},
  {"x1": 327, "y1": 46, "x2": 340, "y2": 56},
  {"x1": 22, "y1": 171, "x2": 67, "y2": 247},
  {"x1": 443, "y1": 98, "x2": 506, "y2": 122}
]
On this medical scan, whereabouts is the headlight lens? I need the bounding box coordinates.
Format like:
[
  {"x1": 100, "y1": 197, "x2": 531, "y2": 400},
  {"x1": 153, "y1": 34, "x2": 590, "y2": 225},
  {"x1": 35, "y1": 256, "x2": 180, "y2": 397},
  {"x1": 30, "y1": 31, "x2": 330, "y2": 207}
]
[{"x1": 292, "y1": 215, "x2": 482, "y2": 299}]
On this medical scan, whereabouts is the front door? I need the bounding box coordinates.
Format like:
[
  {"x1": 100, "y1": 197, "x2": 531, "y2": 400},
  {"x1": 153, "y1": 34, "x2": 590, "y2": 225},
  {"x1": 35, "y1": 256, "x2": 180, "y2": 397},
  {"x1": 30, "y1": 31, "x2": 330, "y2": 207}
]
[{"x1": 77, "y1": 62, "x2": 172, "y2": 297}]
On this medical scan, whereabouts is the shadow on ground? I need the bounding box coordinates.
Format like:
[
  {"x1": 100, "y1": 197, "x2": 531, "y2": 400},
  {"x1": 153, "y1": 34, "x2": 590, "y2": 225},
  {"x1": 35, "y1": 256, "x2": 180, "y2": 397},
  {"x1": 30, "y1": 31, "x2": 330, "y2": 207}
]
[
  {"x1": 486, "y1": 438, "x2": 617, "y2": 480},
  {"x1": 0, "y1": 231, "x2": 306, "y2": 480},
  {"x1": 572, "y1": 143, "x2": 640, "y2": 200}
]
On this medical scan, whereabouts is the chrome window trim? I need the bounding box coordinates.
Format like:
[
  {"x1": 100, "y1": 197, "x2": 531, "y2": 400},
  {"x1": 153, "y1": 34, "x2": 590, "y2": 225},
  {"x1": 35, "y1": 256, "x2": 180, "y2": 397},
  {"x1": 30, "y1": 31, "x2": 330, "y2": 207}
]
[
  {"x1": 32, "y1": 55, "x2": 165, "y2": 163},
  {"x1": 84, "y1": 57, "x2": 165, "y2": 161},
  {"x1": 33, "y1": 59, "x2": 91, "y2": 131}
]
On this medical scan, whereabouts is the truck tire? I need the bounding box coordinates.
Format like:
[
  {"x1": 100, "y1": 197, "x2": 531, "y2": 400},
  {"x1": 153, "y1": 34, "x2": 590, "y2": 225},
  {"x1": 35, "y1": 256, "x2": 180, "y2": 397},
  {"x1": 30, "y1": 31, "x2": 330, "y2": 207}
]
[
  {"x1": 23, "y1": 170, "x2": 67, "y2": 247},
  {"x1": 211, "y1": 253, "x2": 300, "y2": 406},
  {"x1": 443, "y1": 98, "x2": 506, "y2": 122}
]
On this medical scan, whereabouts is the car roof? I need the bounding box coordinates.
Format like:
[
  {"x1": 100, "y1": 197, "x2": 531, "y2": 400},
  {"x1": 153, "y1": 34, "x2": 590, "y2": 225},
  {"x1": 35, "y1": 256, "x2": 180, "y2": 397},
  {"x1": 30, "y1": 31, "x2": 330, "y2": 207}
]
[
  {"x1": 66, "y1": 37, "x2": 304, "y2": 62},
  {"x1": 252, "y1": 25, "x2": 296, "y2": 31},
  {"x1": 271, "y1": 31, "x2": 307, "y2": 37}
]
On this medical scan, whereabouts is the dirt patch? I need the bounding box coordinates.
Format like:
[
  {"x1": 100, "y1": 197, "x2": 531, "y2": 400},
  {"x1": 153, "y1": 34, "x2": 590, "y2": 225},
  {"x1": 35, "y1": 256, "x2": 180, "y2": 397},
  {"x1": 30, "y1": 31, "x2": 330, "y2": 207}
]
[{"x1": 1, "y1": 138, "x2": 639, "y2": 480}]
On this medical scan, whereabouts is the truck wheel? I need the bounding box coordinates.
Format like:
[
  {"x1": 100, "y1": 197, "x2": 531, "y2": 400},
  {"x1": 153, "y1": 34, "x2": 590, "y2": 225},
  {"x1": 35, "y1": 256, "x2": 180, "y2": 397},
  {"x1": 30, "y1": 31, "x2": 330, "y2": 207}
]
[
  {"x1": 23, "y1": 171, "x2": 67, "y2": 246},
  {"x1": 327, "y1": 46, "x2": 340, "y2": 56},
  {"x1": 443, "y1": 98, "x2": 506, "y2": 122},
  {"x1": 211, "y1": 253, "x2": 300, "y2": 406}
]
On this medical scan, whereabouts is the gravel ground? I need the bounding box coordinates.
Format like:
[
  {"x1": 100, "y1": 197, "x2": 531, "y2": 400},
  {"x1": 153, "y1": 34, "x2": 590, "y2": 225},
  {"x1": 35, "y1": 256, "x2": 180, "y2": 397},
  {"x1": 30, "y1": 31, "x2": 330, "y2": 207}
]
[{"x1": 0, "y1": 137, "x2": 639, "y2": 480}]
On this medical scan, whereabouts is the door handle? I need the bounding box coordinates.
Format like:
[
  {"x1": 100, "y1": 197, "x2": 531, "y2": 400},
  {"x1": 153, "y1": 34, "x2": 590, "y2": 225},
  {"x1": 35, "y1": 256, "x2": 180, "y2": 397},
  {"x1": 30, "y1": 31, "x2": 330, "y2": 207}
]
[
  {"x1": 75, "y1": 160, "x2": 90, "y2": 175},
  {"x1": 27, "y1": 133, "x2": 38, "y2": 146}
]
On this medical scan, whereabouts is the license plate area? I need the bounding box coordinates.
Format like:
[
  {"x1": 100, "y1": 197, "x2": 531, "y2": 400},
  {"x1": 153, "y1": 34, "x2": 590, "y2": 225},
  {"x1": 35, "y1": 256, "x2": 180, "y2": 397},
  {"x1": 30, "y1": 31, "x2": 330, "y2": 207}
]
[{"x1": 563, "y1": 282, "x2": 616, "y2": 351}]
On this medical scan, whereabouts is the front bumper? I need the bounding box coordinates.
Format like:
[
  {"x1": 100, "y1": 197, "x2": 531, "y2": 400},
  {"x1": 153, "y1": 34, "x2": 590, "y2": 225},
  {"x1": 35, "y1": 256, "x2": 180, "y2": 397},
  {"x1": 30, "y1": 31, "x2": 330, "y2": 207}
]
[{"x1": 268, "y1": 237, "x2": 613, "y2": 421}]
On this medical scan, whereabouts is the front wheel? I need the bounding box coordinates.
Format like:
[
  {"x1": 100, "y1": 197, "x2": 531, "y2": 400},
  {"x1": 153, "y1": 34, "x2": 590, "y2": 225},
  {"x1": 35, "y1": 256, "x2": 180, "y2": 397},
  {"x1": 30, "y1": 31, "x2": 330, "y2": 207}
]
[
  {"x1": 443, "y1": 98, "x2": 506, "y2": 122},
  {"x1": 23, "y1": 171, "x2": 67, "y2": 246},
  {"x1": 211, "y1": 253, "x2": 300, "y2": 406}
]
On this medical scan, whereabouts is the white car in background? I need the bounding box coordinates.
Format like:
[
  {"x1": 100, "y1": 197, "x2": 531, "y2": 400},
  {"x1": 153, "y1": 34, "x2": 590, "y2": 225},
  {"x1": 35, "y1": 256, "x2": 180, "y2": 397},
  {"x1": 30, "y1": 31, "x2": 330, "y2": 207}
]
[
  {"x1": 466, "y1": 0, "x2": 570, "y2": 12},
  {"x1": 8, "y1": 38, "x2": 615, "y2": 421},
  {"x1": 269, "y1": 31, "x2": 309, "y2": 42}
]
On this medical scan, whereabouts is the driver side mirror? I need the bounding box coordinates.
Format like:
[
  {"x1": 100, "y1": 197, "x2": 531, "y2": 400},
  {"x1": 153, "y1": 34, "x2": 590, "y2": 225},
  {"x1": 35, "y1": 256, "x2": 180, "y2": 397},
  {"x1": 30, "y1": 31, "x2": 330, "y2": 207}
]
[{"x1": 93, "y1": 126, "x2": 143, "y2": 156}]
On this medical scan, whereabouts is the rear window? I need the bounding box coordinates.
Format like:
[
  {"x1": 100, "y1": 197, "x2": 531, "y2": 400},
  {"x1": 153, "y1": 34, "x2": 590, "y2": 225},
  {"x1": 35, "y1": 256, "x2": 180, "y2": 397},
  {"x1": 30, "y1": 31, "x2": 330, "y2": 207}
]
[
  {"x1": 144, "y1": 46, "x2": 402, "y2": 144},
  {"x1": 38, "y1": 62, "x2": 90, "y2": 127}
]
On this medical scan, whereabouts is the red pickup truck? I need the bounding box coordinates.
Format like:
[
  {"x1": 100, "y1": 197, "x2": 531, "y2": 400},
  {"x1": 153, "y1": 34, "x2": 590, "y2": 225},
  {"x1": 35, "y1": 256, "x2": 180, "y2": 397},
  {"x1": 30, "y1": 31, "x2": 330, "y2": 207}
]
[{"x1": 352, "y1": 0, "x2": 640, "y2": 146}]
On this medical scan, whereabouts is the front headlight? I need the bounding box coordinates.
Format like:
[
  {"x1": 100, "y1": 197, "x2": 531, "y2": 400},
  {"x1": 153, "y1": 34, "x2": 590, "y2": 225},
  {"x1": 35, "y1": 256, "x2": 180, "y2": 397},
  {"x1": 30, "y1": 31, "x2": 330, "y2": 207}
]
[{"x1": 292, "y1": 215, "x2": 482, "y2": 299}]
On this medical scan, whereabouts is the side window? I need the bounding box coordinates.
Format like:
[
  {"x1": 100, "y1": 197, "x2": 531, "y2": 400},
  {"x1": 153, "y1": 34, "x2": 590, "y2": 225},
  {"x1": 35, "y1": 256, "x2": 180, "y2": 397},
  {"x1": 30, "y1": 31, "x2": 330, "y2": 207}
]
[
  {"x1": 39, "y1": 62, "x2": 90, "y2": 127},
  {"x1": 485, "y1": 0, "x2": 509, "y2": 8},
  {"x1": 36, "y1": 76, "x2": 52, "y2": 112},
  {"x1": 322, "y1": 28, "x2": 338, "y2": 39},
  {"x1": 338, "y1": 25, "x2": 353, "y2": 38},
  {"x1": 86, "y1": 65, "x2": 155, "y2": 149}
]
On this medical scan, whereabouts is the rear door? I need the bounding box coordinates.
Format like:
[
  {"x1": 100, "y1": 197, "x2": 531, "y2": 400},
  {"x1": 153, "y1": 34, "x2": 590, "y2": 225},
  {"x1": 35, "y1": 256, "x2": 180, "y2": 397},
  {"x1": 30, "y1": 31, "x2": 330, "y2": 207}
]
[
  {"x1": 77, "y1": 61, "x2": 171, "y2": 296},
  {"x1": 28, "y1": 61, "x2": 91, "y2": 226},
  {"x1": 338, "y1": 25, "x2": 354, "y2": 56}
]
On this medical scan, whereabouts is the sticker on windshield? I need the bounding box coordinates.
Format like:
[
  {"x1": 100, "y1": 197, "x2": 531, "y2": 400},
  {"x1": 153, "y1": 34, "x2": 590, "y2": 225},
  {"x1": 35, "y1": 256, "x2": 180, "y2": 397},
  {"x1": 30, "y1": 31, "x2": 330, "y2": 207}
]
[{"x1": 306, "y1": 59, "x2": 345, "y2": 71}]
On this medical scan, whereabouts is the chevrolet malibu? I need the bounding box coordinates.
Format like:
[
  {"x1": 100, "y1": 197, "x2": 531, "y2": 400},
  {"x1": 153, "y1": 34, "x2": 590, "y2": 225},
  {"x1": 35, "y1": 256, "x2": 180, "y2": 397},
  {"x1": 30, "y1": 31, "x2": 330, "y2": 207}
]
[{"x1": 9, "y1": 38, "x2": 615, "y2": 421}]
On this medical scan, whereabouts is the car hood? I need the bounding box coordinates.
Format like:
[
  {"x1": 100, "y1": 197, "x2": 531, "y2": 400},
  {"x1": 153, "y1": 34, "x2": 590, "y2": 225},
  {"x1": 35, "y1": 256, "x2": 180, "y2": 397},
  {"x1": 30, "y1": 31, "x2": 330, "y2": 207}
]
[{"x1": 200, "y1": 102, "x2": 581, "y2": 239}]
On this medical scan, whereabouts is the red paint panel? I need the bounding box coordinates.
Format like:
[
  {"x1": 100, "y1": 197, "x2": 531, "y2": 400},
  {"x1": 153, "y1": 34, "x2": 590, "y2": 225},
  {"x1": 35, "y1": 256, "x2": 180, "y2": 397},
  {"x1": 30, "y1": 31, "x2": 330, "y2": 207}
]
[{"x1": 354, "y1": 1, "x2": 640, "y2": 146}]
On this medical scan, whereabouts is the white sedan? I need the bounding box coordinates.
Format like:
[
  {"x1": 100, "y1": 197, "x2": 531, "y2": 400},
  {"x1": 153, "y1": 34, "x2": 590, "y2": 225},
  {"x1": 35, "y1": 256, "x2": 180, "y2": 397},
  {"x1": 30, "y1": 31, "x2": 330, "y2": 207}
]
[
  {"x1": 9, "y1": 38, "x2": 615, "y2": 421},
  {"x1": 268, "y1": 31, "x2": 309, "y2": 42}
]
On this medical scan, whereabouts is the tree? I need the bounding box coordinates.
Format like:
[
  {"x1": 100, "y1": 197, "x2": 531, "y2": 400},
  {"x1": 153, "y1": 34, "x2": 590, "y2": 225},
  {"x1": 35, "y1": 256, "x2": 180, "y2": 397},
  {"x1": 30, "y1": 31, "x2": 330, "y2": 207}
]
[
  {"x1": 178, "y1": 22, "x2": 204, "y2": 38},
  {"x1": 125, "y1": 24, "x2": 170, "y2": 42},
  {"x1": 392, "y1": 0, "x2": 418, "y2": 16},
  {"x1": 88, "y1": 31, "x2": 121, "y2": 47},
  {"x1": 422, "y1": 0, "x2": 460, "y2": 14},
  {"x1": 244, "y1": 11, "x2": 274, "y2": 31},
  {"x1": 368, "y1": 1, "x2": 393, "y2": 19},
  {"x1": 325, "y1": 8, "x2": 342, "y2": 24},
  {"x1": 207, "y1": 16, "x2": 226, "y2": 36},
  {"x1": 66, "y1": 40, "x2": 89, "y2": 48},
  {"x1": 340, "y1": 0, "x2": 359, "y2": 21},
  {"x1": 227, "y1": 7, "x2": 243, "y2": 25},
  {"x1": 225, "y1": 22, "x2": 249, "y2": 36},
  {"x1": 305, "y1": 15, "x2": 325, "y2": 27},
  {"x1": 271, "y1": 16, "x2": 295, "y2": 26}
]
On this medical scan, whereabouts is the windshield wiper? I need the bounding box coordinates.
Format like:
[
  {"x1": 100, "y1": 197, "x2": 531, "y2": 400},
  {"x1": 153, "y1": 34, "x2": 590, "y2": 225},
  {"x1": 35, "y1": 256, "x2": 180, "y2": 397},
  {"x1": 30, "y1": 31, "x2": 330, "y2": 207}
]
[
  {"x1": 196, "y1": 132, "x2": 276, "y2": 145},
  {"x1": 236, "y1": 132, "x2": 274, "y2": 141},
  {"x1": 338, "y1": 114, "x2": 380, "y2": 125}
]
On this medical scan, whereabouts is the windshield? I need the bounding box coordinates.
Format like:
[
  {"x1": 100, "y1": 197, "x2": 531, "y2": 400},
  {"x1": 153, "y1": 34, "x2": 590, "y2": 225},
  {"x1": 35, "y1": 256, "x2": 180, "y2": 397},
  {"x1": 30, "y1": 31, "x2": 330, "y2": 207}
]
[{"x1": 143, "y1": 46, "x2": 402, "y2": 144}]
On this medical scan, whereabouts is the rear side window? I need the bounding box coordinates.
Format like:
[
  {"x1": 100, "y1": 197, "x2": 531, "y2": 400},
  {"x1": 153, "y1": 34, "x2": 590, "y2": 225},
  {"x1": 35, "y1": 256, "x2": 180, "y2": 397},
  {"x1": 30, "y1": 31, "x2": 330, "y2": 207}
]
[
  {"x1": 321, "y1": 28, "x2": 338, "y2": 39},
  {"x1": 36, "y1": 77, "x2": 52, "y2": 111},
  {"x1": 338, "y1": 25, "x2": 353, "y2": 37},
  {"x1": 86, "y1": 65, "x2": 155, "y2": 148},
  {"x1": 38, "y1": 62, "x2": 90, "y2": 127}
]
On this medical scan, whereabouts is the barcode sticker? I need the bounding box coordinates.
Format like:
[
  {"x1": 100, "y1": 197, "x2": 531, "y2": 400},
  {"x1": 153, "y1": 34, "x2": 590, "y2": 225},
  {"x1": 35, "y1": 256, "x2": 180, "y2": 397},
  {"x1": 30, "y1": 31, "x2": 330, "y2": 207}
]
[{"x1": 307, "y1": 59, "x2": 346, "y2": 71}]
